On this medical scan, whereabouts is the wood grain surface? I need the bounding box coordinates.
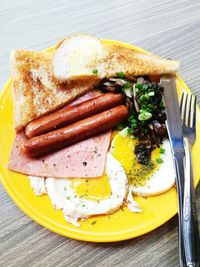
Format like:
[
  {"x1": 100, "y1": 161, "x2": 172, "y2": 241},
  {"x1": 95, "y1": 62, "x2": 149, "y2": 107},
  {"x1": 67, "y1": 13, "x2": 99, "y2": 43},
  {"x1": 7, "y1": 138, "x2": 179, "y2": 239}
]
[{"x1": 0, "y1": 1, "x2": 199, "y2": 266}]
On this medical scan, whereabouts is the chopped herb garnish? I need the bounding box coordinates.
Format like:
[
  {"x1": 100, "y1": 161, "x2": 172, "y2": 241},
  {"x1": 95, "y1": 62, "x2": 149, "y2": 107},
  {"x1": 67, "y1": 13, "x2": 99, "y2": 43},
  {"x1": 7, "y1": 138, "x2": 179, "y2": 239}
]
[
  {"x1": 124, "y1": 82, "x2": 131, "y2": 88},
  {"x1": 160, "y1": 148, "x2": 165, "y2": 154},
  {"x1": 94, "y1": 146, "x2": 98, "y2": 154},
  {"x1": 159, "y1": 100, "x2": 164, "y2": 107},
  {"x1": 138, "y1": 111, "x2": 152, "y2": 121},
  {"x1": 92, "y1": 69, "x2": 98, "y2": 74},
  {"x1": 142, "y1": 84, "x2": 148, "y2": 92},
  {"x1": 156, "y1": 158, "x2": 164, "y2": 164},
  {"x1": 135, "y1": 83, "x2": 143, "y2": 89},
  {"x1": 128, "y1": 115, "x2": 138, "y2": 129},
  {"x1": 91, "y1": 220, "x2": 97, "y2": 225},
  {"x1": 98, "y1": 76, "x2": 167, "y2": 166},
  {"x1": 148, "y1": 91, "x2": 155, "y2": 97},
  {"x1": 116, "y1": 71, "x2": 125, "y2": 78},
  {"x1": 121, "y1": 87, "x2": 126, "y2": 95}
]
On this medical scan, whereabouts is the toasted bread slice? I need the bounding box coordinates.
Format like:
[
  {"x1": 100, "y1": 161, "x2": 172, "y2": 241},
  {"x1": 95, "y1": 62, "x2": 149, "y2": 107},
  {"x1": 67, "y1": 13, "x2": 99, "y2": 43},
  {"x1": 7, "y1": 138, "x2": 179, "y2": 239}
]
[
  {"x1": 11, "y1": 50, "x2": 99, "y2": 131},
  {"x1": 53, "y1": 35, "x2": 179, "y2": 81},
  {"x1": 53, "y1": 34, "x2": 103, "y2": 81}
]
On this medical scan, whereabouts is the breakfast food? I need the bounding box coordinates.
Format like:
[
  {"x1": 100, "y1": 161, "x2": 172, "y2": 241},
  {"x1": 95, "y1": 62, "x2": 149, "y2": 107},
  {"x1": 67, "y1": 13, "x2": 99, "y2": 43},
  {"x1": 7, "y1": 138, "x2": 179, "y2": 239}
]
[
  {"x1": 8, "y1": 35, "x2": 177, "y2": 227},
  {"x1": 25, "y1": 93, "x2": 125, "y2": 138},
  {"x1": 8, "y1": 92, "x2": 111, "y2": 178},
  {"x1": 53, "y1": 34, "x2": 179, "y2": 81},
  {"x1": 8, "y1": 130, "x2": 111, "y2": 178},
  {"x1": 23, "y1": 105, "x2": 129, "y2": 157},
  {"x1": 11, "y1": 50, "x2": 99, "y2": 131}
]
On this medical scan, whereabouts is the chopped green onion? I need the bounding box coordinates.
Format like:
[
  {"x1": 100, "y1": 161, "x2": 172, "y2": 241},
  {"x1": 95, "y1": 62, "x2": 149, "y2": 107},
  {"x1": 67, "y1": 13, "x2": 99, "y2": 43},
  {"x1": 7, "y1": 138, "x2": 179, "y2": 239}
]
[
  {"x1": 159, "y1": 100, "x2": 164, "y2": 107},
  {"x1": 135, "y1": 83, "x2": 143, "y2": 89},
  {"x1": 119, "y1": 127, "x2": 129, "y2": 138},
  {"x1": 139, "y1": 95, "x2": 147, "y2": 102},
  {"x1": 128, "y1": 115, "x2": 135, "y2": 123},
  {"x1": 142, "y1": 84, "x2": 148, "y2": 91},
  {"x1": 160, "y1": 148, "x2": 165, "y2": 154},
  {"x1": 138, "y1": 111, "x2": 152, "y2": 121},
  {"x1": 128, "y1": 116, "x2": 138, "y2": 128},
  {"x1": 92, "y1": 69, "x2": 98, "y2": 74},
  {"x1": 130, "y1": 134, "x2": 136, "y2": 139},
  {"x1": 91, "y1": 220, "x2": 97, "y2": 225},
  {"x1": 156, "y1": 158, "x2": 164, "y2": 164},
  {"x1": 124, "y1": 82, "x2": 131, "y2": 88},
  {"x1": 148, "y1": 91, "x2": 155, "y2": 96},
  {"x1": 139, "y1": 93, "x2": 150, "y2": 102},
  {"x1": 139, "y1": 109, "x2": 146, "y2": 113},
  {"x1": 116, "y1": 71, "x2": 125, "y2": 78},
  {"x1": 128, "y1": 116, "x2": 137, "y2": 124}
]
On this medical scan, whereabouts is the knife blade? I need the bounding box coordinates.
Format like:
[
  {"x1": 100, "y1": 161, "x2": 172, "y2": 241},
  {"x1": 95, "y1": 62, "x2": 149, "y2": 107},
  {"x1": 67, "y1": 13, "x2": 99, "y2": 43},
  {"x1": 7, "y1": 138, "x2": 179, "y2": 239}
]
[{"x1": 160, "y1": 75, "x2": 186, "y2": 267}]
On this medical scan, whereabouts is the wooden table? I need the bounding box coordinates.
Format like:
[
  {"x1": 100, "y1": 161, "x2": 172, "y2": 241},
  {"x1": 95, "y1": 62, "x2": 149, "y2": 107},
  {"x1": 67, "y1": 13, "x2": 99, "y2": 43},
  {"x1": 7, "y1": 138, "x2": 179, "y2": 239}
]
[{"x1": 0, "y1": 1, "x2": 199, "y2": 266}]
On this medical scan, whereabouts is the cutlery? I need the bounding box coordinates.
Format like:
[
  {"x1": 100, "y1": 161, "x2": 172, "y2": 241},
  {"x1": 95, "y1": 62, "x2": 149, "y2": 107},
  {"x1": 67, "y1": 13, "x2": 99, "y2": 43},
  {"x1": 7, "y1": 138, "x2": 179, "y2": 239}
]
[
  {"x1": 180, "y1": 93, "x2": 200, "y2": 267},
  {"x1": 161, "y1": 75, "x2": 186, "y2": 267}
]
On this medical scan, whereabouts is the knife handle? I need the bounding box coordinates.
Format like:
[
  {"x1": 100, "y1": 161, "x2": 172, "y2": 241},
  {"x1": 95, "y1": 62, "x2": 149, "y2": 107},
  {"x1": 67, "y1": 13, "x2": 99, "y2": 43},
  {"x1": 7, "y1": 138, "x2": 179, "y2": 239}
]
[
  {"x1": 173, "y1": 152, "x2": 186, "y2": 267},
  {"x1": 182, "y1": 138, "x2": 200, "y2": 267}
]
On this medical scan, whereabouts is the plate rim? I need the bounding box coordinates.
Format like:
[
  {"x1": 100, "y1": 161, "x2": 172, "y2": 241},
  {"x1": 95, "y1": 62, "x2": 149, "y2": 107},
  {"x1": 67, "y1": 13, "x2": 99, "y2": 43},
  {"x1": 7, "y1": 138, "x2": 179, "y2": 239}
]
[{"x1": 0, "y1": 39, "x2": 199, "y2": 242}]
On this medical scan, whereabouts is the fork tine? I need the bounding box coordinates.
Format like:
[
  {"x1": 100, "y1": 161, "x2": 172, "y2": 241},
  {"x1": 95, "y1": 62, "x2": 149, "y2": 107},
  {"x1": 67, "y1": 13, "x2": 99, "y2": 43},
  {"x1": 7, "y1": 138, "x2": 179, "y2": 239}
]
[
  {"x1": 180, "y1": 93, "x2": 185, "y2": 120},
  {"x1": 183, "y1": 93, "x2": 188, "y2": 126},
  {"x1": 188, "y1": 94, "x2": 192, "y2": 128},
  {"x1": 191, "y1": 95, "x2": 197, "y2": 128},
  {"x1": 180, "y1": 93, "x2": 187, "y2": 125}
]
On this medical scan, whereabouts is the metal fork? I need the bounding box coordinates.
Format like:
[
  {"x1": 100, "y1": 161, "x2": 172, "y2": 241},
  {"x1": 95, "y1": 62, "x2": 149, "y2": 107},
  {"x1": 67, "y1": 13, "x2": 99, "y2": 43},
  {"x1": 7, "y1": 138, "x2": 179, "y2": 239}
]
[{"x1": 180, "y1": 93, "x2": 200, "y2": 267}]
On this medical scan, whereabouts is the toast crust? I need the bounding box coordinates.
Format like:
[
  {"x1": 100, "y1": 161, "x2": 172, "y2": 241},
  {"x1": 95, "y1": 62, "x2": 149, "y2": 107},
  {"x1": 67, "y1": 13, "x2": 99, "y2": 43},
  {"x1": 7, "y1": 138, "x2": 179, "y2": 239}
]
[
  {"x1": 102, "y1": 44, "x2": 179, "y2": 77},
  {"x1": 53, "y1": 35, "x2": 179, "y2": 81},
  {"x1": 11, "y1": 50, "x2": 99, "y2": 131},
  {"x1": 11, "y1": 35, "x2": 180, "y2": 130}
]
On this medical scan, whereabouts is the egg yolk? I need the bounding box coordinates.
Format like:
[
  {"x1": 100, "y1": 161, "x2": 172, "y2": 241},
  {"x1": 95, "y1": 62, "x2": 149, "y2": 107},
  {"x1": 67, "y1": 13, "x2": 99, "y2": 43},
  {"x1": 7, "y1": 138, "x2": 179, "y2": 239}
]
[
  {"x1": 111, "y1": 132, "x2": 161, "y2": 186},
  {"x1": 71, "y1": 130, "x2": 162, "y2": 199},
  {"x1": 71, "y1": 173, "x2": 111, "y2": 201}
]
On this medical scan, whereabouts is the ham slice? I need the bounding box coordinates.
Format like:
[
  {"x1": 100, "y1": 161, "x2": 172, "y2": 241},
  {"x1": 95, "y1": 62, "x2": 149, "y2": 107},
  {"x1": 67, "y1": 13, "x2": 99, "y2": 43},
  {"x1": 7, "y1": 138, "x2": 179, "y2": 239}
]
[
  {"x1": 8, "y1": 130, "x2": 111, "y2": 178},
  {"x1": 8, "y1": 91, "x2": 111, "y2": 178}
]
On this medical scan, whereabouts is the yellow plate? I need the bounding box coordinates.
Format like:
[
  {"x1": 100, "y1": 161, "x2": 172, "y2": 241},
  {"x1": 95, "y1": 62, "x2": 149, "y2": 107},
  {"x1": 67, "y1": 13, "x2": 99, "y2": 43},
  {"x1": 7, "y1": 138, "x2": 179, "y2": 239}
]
[{"x1": 0, "y1": 39, "x2": 199, "y2": 242}]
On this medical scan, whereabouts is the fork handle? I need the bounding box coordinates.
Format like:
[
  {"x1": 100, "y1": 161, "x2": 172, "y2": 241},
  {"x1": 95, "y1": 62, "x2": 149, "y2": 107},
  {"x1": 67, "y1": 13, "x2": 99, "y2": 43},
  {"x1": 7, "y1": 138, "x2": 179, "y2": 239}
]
[
  {"x1": 173, "y1": 152, "x2": 186, "y2": 267},
  {"x1": 182, "y1": 138, "x2": 200, "y2": 267}
]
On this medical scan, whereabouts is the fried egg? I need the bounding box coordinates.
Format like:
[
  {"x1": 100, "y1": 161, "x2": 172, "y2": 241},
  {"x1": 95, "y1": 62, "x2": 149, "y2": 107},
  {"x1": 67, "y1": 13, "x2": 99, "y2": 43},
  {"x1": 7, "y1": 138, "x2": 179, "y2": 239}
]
[
  {"x1": 34, "y1": 153, "x2": 136, "y2": 227},
  {"x1": 28, "y1": 176, "x2": 47, "y2": 196},
  {"x1": 111, "y1": 131, "x2": 175, "y2": 196},
  {"x1": 62, "y1": 153, "x2": 128, "y2": 225},
  {"x1": 28, "y1": 129, "x2": 175, "y2": 227}
]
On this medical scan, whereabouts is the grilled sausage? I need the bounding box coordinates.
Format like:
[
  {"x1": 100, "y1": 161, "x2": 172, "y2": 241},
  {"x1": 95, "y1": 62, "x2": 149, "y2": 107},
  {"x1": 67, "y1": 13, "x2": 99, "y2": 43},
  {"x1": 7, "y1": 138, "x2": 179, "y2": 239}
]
[
  {"x1": 25, "y1": 93, "x2": 125, "y2": 138},
  {"x1": 22, "y1": 105, "x2": 129, "y2": 157}
]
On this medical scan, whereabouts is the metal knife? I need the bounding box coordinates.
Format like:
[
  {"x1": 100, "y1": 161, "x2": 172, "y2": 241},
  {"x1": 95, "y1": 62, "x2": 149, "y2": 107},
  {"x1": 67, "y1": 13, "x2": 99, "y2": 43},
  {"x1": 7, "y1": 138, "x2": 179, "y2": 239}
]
[{"x1": 160, "y1": 75, "x2": 186, "y2": 267}]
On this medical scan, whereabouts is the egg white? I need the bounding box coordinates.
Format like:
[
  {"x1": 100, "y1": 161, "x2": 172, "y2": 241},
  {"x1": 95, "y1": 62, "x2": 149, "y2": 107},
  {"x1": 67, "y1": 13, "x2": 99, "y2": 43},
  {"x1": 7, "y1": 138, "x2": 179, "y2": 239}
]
[
  {"x1": 62, "y1": 152, "x2": 128, "y2": 225},
  {"x1": 30, "y1": 153, "x2": 138, "y2": 227},
  {"x1": 130, "y1": 139, "x2": 175, "y2": 196},
  {"x1": 28, "y1": 176, "x2": 47, "y2": 196},
  {"x1": 28, "y1": 136, "x2": 174, "y2": 226},
  {"x1": 45, "y1": 178, "x2": 70, "y2": 210}
]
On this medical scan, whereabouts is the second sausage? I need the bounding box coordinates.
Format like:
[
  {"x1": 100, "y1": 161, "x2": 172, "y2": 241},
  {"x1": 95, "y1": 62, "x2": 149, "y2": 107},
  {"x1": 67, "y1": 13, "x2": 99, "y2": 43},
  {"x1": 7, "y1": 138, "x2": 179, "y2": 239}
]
[
  {"x1": 25, "y1": 93, "x2": 125, "y2": 138},
  {"x1": 22, "y1": 105, "x2": 129, "y2": 157}
]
